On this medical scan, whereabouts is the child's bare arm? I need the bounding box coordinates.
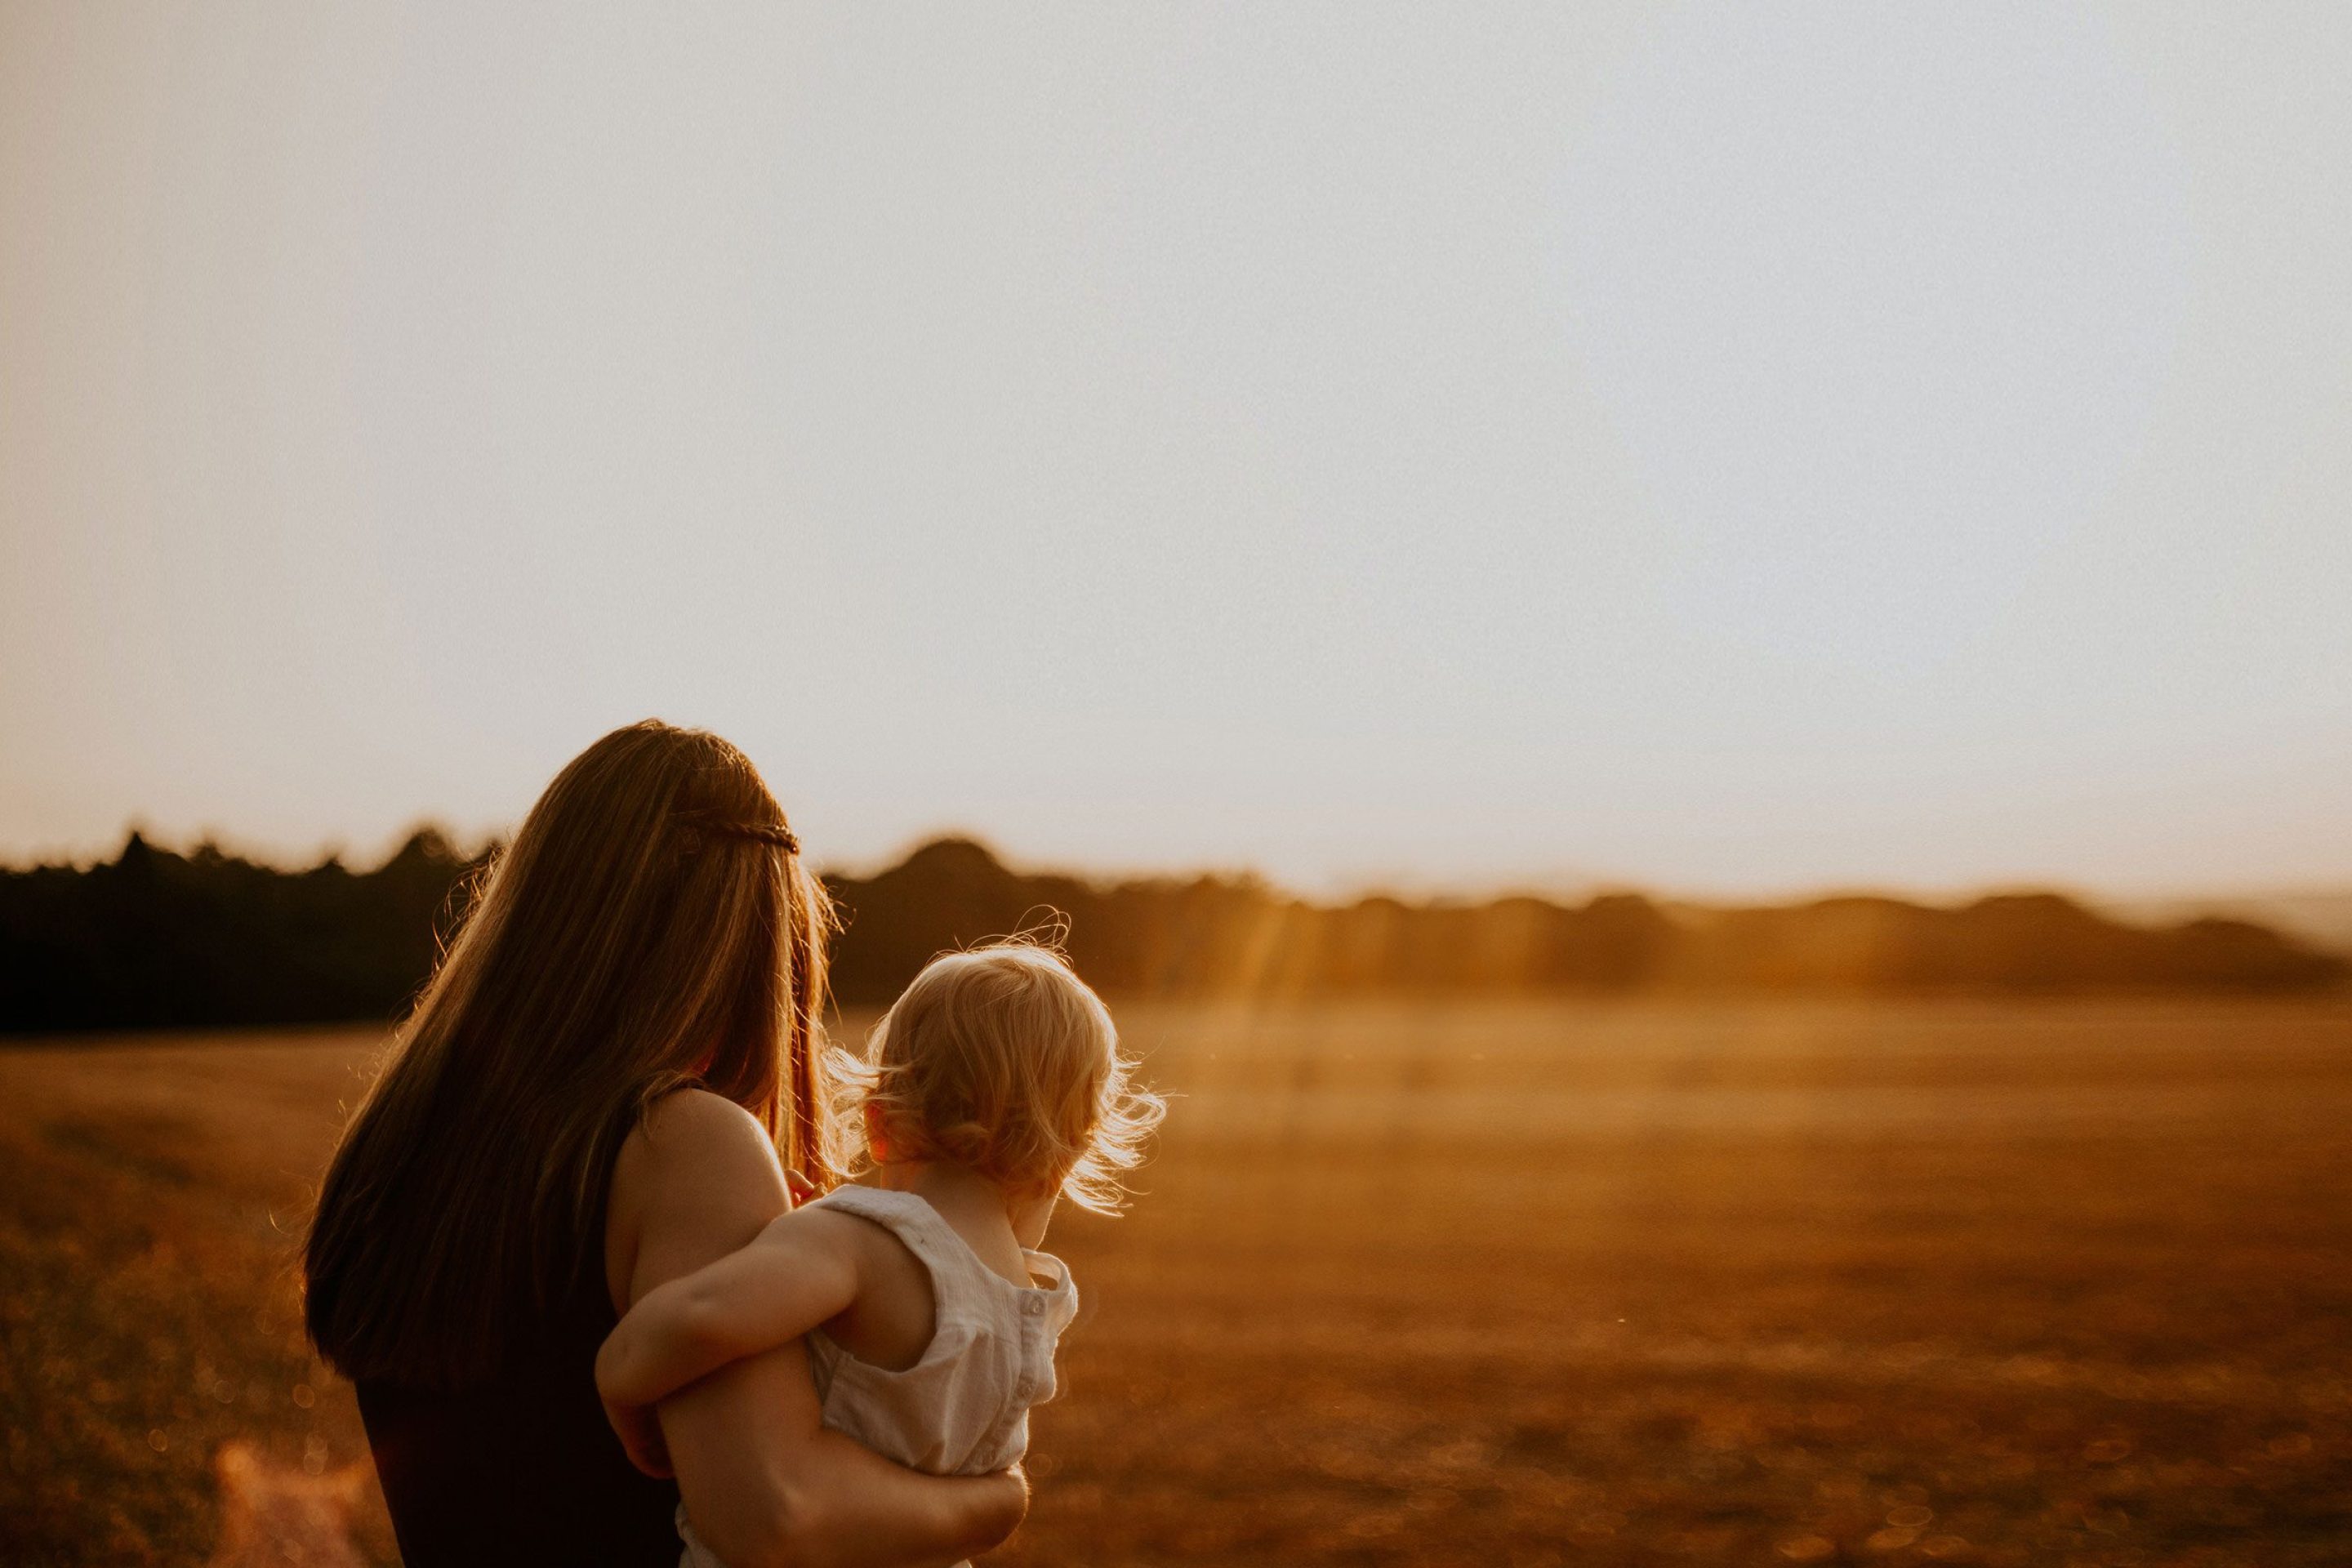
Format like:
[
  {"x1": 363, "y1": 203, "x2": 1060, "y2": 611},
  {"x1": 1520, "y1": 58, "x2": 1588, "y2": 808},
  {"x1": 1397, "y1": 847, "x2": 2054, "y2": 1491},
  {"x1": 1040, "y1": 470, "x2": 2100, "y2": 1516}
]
[{"x1": 597, "y1": 1207, "x2": 864, "y2": 1410}]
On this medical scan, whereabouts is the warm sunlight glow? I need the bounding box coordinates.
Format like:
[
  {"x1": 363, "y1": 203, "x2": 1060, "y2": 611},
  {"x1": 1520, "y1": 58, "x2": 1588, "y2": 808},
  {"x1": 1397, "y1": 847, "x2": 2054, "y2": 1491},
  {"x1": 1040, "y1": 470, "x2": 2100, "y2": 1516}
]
[{"x1": 2, "y1": 2, "x2": 2346, "y2": 900}]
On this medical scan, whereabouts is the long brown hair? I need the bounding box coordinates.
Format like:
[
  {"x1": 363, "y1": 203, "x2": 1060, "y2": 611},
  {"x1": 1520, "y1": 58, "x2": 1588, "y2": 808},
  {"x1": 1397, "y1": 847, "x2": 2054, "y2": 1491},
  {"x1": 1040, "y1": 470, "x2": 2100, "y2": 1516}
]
[{"x1": 305, "y1": 721, "x2": 835, "y2": 1388}]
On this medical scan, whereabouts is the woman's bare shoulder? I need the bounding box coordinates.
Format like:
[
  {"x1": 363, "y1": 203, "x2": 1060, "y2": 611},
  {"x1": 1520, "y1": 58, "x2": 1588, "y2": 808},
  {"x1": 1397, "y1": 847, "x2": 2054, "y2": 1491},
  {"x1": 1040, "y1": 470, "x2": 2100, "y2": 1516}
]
[
  {"x1": 617, "y1": 1089, "x2": 782, "y2": 1192},
  {"x1": 632, "y1": 1086, "x2": 777, "y2": 1152},
  {"x1": 607, "y1": 1089, "x2": 791, "y2": 1305}
]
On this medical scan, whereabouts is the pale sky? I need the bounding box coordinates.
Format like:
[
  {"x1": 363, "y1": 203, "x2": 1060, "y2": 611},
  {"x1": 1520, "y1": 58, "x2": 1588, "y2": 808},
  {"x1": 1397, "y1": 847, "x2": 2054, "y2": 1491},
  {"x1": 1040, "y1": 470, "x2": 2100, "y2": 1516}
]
[{"x1": 2, "y1": 2, "x2": 2348, "y2": 898}]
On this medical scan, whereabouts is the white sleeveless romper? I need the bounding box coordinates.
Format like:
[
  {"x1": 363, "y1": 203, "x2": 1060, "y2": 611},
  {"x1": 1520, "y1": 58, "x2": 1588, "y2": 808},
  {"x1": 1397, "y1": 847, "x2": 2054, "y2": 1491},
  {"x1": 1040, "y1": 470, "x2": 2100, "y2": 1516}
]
[{"x1": 676, "y1": 1184, "x2": 1079, "y2": 1567}]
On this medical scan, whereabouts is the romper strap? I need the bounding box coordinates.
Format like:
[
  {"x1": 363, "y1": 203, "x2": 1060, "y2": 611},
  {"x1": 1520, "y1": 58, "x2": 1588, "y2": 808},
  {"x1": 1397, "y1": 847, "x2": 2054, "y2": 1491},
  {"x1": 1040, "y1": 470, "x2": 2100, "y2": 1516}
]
[{"x1": 1019, "y1": 1248, "x2": 1080, "y2": 1334}]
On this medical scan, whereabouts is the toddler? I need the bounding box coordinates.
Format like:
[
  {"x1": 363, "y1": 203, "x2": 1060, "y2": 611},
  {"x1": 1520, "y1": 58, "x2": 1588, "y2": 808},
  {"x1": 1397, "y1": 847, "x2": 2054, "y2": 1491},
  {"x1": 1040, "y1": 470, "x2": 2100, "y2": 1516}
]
[{"x1": 597, "y1": 942, "x2": 1163, "y2": 1566}]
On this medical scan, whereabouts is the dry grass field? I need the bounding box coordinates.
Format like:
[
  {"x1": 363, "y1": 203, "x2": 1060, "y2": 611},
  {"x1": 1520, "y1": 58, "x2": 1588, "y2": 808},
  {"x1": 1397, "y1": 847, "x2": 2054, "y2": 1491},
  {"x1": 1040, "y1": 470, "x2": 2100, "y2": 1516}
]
[{"x1": 3, "y1": 998, "x2": 2350, "y2": 1566}]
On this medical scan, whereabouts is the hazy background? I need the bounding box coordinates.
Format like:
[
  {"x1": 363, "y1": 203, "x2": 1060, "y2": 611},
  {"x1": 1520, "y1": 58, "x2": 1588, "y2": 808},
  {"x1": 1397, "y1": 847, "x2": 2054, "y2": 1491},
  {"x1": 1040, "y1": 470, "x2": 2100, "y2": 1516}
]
[{"x1": 3, "y1": 1, "x2": 2348, "y2": 900}]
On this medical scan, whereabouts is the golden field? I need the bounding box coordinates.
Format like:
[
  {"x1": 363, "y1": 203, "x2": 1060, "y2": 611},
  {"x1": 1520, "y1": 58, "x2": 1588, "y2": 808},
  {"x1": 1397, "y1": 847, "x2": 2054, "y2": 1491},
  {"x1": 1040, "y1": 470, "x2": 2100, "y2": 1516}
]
[{"x1": 2, "y1": 998, "x2": 2349, "y2": 1566}]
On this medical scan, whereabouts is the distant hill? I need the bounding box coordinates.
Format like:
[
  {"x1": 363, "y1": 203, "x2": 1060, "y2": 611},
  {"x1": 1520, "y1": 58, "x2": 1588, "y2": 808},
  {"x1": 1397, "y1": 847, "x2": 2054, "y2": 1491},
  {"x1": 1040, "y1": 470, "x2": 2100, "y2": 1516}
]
[
  {"x1": 826, "y1": 840, "x2": 2349, "y2": 1002},
  {"x1": 1, "y1": 833, "x2": 2341, "y2": 1034},
  {"x1": 2098, "y1": 891, "x2": 2352, "y2": 960}
]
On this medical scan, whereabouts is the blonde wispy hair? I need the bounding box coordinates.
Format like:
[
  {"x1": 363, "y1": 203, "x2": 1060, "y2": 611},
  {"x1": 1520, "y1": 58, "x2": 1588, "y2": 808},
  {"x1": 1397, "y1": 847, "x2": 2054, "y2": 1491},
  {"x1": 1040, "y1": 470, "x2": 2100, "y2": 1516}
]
[{"x1": 835, "y1": 939, "x2": 1164, "y2": 1214}]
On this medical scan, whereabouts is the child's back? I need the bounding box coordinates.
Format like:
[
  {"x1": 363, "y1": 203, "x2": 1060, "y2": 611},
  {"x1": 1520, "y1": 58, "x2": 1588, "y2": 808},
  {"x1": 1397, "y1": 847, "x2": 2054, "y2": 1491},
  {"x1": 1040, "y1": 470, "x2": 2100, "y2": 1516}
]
[{"x1": 792, "y1": 1185, "x2": 1075, "y2": 1475}]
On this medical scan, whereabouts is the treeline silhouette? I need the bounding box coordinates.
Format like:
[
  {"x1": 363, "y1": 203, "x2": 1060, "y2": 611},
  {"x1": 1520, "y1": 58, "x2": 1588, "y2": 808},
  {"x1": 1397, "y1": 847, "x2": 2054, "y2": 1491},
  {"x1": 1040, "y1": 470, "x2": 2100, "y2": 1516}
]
[{"x1": 2, "y1": 831, "x2": 2341, "y2": 1035}]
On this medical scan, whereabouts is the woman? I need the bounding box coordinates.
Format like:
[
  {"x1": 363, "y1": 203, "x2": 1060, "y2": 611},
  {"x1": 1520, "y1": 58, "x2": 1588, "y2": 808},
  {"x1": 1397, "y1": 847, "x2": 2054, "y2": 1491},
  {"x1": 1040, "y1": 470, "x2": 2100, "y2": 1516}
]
[{"x1": 305, "y1": 722, "x2": 1025, "y2": 1567}]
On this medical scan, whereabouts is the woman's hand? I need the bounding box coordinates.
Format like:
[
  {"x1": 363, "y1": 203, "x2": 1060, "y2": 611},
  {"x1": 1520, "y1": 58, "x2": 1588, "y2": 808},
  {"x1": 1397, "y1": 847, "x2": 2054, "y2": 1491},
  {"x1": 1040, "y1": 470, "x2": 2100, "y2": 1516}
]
[
  {"x1": 957, "y1": 1465, "x2": 1029, "y2": 1561},
  {"x1": 991, "y1": 1463, "x2": 1031, "y2": 1539}
]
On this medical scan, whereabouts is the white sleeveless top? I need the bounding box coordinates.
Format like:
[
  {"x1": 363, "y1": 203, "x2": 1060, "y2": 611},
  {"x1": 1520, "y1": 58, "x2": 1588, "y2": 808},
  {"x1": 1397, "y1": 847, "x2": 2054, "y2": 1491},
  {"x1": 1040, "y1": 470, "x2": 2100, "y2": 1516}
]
[{"x1": 676, "y1": 1184, "x2": 1078, "y2": 1568}]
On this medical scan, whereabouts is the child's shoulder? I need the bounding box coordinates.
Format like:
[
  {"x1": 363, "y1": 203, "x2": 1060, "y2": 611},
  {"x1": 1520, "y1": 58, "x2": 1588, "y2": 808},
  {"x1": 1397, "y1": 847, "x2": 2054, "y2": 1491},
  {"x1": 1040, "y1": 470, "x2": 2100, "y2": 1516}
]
[{"x1": 756, "y1": 1190, "x2": 901, "y2": 1262}]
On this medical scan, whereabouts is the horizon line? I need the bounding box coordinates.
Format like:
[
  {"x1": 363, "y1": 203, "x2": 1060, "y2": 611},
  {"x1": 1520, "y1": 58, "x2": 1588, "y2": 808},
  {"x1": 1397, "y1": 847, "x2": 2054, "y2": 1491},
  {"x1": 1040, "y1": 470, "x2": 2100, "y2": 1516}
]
[{"x1": 12, "y1": 821, "x2": 2352, "y2": 926}]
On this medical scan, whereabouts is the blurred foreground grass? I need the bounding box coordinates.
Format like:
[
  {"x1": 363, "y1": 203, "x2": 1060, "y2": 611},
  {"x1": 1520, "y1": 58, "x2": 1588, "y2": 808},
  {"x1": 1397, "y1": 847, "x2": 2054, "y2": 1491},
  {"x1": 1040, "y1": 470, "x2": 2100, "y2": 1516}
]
[{"x1": 3, "y1": 999, "x2": 2350, "y2": 1565}]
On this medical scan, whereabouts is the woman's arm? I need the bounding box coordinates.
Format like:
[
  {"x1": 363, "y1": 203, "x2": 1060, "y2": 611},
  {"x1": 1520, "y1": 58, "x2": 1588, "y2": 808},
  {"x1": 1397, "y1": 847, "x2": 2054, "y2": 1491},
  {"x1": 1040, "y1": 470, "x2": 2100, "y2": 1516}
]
[
  {"x1": 597, "y1": 1208, "x2": 863, "y2": 1410},
  {"x1": 608, "y1": 1091, "x2": 1027, "y2": 1568}
]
